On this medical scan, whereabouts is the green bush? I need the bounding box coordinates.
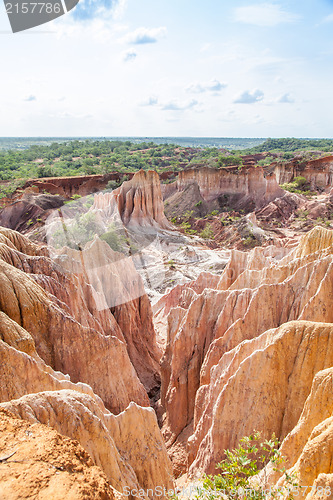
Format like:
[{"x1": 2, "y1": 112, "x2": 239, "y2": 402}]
[
  {"x1": 105, "y1": 179, "x2": 121, "y2": 191},
  {"x1": 196, "y1": 432, "x2": 297, "y2": 500},
  {"x1": 200, "y1": 224, "x2": 214, "y2": 239},
  {"x1": 280, "y1": 176, "x2": 314, "y2": 195}
]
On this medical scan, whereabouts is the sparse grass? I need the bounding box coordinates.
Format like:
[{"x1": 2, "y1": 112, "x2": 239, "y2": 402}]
[{"x1": 200, "y1": 224, "x2": 214, "y2": 239}]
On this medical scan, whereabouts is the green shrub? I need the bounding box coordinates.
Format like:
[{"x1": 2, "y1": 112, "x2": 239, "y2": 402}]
[
  {"x1": 100, "y1": 224, "x2": 127, "y2": 253},
  {"x1": 0, "y1": 179, "x2": 26, "y2": 199},
  {"x1": 280, "y1": 176, "x2": 314, "y2": 196},
  {"x1": 243, "y1": 235, "x2": 257, "y2": 248},
  {"x1": 106, "y1": 179, "x2": 121, "y2": 191},
  {"x1": 184, "y1": 210, "x2": 194, "y2": 220},
  {"x1": 196, "y1": 432, "x2": 297, "y2": 500},
  {"x1": 200, "y1": 224, "x2": 214, "y2": 239}
]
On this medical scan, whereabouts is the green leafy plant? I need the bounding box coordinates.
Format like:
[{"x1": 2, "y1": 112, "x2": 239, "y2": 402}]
[
  {"x1": 196, "y1": 432, "x2": 297, "y2": 500},
  {"x1": 200, "y1": 224, "x2": 214, "y2": 239},
  {"x1": 280, "y1": 176, "x2": 315, "y2": 196}
]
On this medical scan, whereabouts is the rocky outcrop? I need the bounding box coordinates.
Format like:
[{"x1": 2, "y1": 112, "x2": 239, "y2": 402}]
[
  {"x1": 0, "y1": 226, "x2": 157, "y2": 413},
  {"x1": 0, "y1": 225, "x2": 174, "y2": 497},
  {"x1": 23, "y1": 172, "x2": 133, "y2": 199},
  {"x1": 157, "y1": 226, "x2": 333, "y2": 475},
  {"x1": 1, "y1": 391, "x2": 174, "y2": 495},
  {"x1": 175, "y1": 166, "x2": 284, "y2": 209},
  {"x1": 274, "y1": 155, "x2": 333, "y2": 191},
  {"x1": 189, "y1": 321, "x2": 333, "y2": 475},
  {"x1": 93, "y1": 170, "x2": 172, "y2": 230},
  {"x1": 0, "y1": 408, "x2": 116, "y2": 500},
  {"x1": 262, "y1": 366, "x2": 333, "y2": 494},
  {"x1": 0, "y1": 193, "x2": 65, "y2": 234}
]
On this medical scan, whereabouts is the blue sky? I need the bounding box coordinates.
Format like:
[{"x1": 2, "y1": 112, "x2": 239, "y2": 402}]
[{"x1": 1, "y1": 0, "x2": 333, "y2": 137}]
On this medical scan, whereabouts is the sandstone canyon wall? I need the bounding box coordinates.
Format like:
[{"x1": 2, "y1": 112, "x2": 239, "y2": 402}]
[
  {"x1": 0, "y1": 167, "x2": 333, "y2": 497},
  {"x1": 273, "y1": 154, "x2": 333, "y2": 191},
  {"x1": 157, "y1": 226, "x2": 333, "y2": 489},
  {"x1": 0, "y1": 224, "x2": 174, "y2": 497},
  {"x1": 175, "y1": 166, "x2": 284, "y2": 208}
]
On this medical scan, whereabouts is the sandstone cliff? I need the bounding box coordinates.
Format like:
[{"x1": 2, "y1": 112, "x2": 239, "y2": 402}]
[
  {"x1": 0, "y1": 222, "x2": 163, "y2": 404},
  {"x1": 0, "y1": 225, "x2": 174, "y2": 497},
  {"x1": 157, "y1": 226, "x2": 333, "y2": 477},
  {"x1": 176, "y1": 166, "x2": 283, "y2": 208},
  {"x1": 261, "y1": 366, "x2": 333, "y2": 496},
  {"x1": 93, "y1": 169, "x2": 172, "y2": 230},
  {"x1": 274, "y1": 154, "x2": 333, "y2": 191}
]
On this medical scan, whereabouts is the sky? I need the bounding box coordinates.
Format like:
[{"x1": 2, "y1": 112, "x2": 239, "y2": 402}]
[{"x1": 1, "y1": 0, "x2": 333, "y2": 137}]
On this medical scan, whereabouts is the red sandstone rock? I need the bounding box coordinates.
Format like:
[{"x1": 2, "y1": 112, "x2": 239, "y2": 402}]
[{"x1": 157, "y1": 227, "x2": 333, "y2": 475}]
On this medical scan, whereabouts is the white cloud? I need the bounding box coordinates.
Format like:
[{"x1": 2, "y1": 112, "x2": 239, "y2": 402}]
[
  {"x1": 121, "y1": 26, "x2": 167, "y2": 44},
  {"x1": 53, "y1": 17, "x2": 118, "y2": 41},
  {"x1": 186, "y1": 79, "x2": 227, "y2": 94},
  {"x1": 234, "y1": 3, "x2": 300, "y2": 27},
  {"x1": 199, "y1": 43, "x2": 212, "y2": 53},
  {"x1": 71, "y1": 0, "x2": 127, "y2": 21},
  {"x1": 322, "y1": 13, "x2": 333, "y2": 24},
  {"x1": 162, "y1": 99, "x2": 198, "y2": 111},
  {"x1": 278, "y1": 93, "x2": 294, "y2": 103},
  {"x1": 140, "y1": 96, "x2": 158, "y2": 106},
  {"x1": 112, "y1": 0, "x2": 128, "y2": 20},
  {"x1": 234, "y1": 89, "x2": 264, "y2": 104},
  {"x1": 123, "y1": 49, "x2": 137, "y2": 62}
]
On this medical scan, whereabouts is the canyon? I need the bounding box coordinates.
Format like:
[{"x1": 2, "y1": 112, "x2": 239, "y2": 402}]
[{"x1": 0, "y1": 163, "x2": 332, "y2": 498}]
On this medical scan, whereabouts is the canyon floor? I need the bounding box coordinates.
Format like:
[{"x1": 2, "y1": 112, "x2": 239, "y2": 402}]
[{"x1": 0, "y1": 158, "x2": 333, "y2": 499}]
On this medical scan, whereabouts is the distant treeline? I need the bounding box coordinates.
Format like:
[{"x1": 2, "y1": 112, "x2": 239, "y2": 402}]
[
  {"x1": 0, "y1": 137, "x2": 332, "y2": 190},
  {"x1": 248, "y1": 137, "x2": 333, "y2": 153}
]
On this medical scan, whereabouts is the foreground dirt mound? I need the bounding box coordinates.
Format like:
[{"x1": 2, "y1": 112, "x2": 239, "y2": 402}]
[
  {"x1": 0, "y1": 391, "x2": 174, "y2": 494},
  {"x1": 0, "y1": 408, "x2": 116, "y2": 500}
]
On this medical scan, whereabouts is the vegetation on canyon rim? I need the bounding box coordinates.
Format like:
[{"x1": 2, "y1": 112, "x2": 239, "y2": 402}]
[{"x1": 0, "y1": 137, "x2": 333, "y2": 187}]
